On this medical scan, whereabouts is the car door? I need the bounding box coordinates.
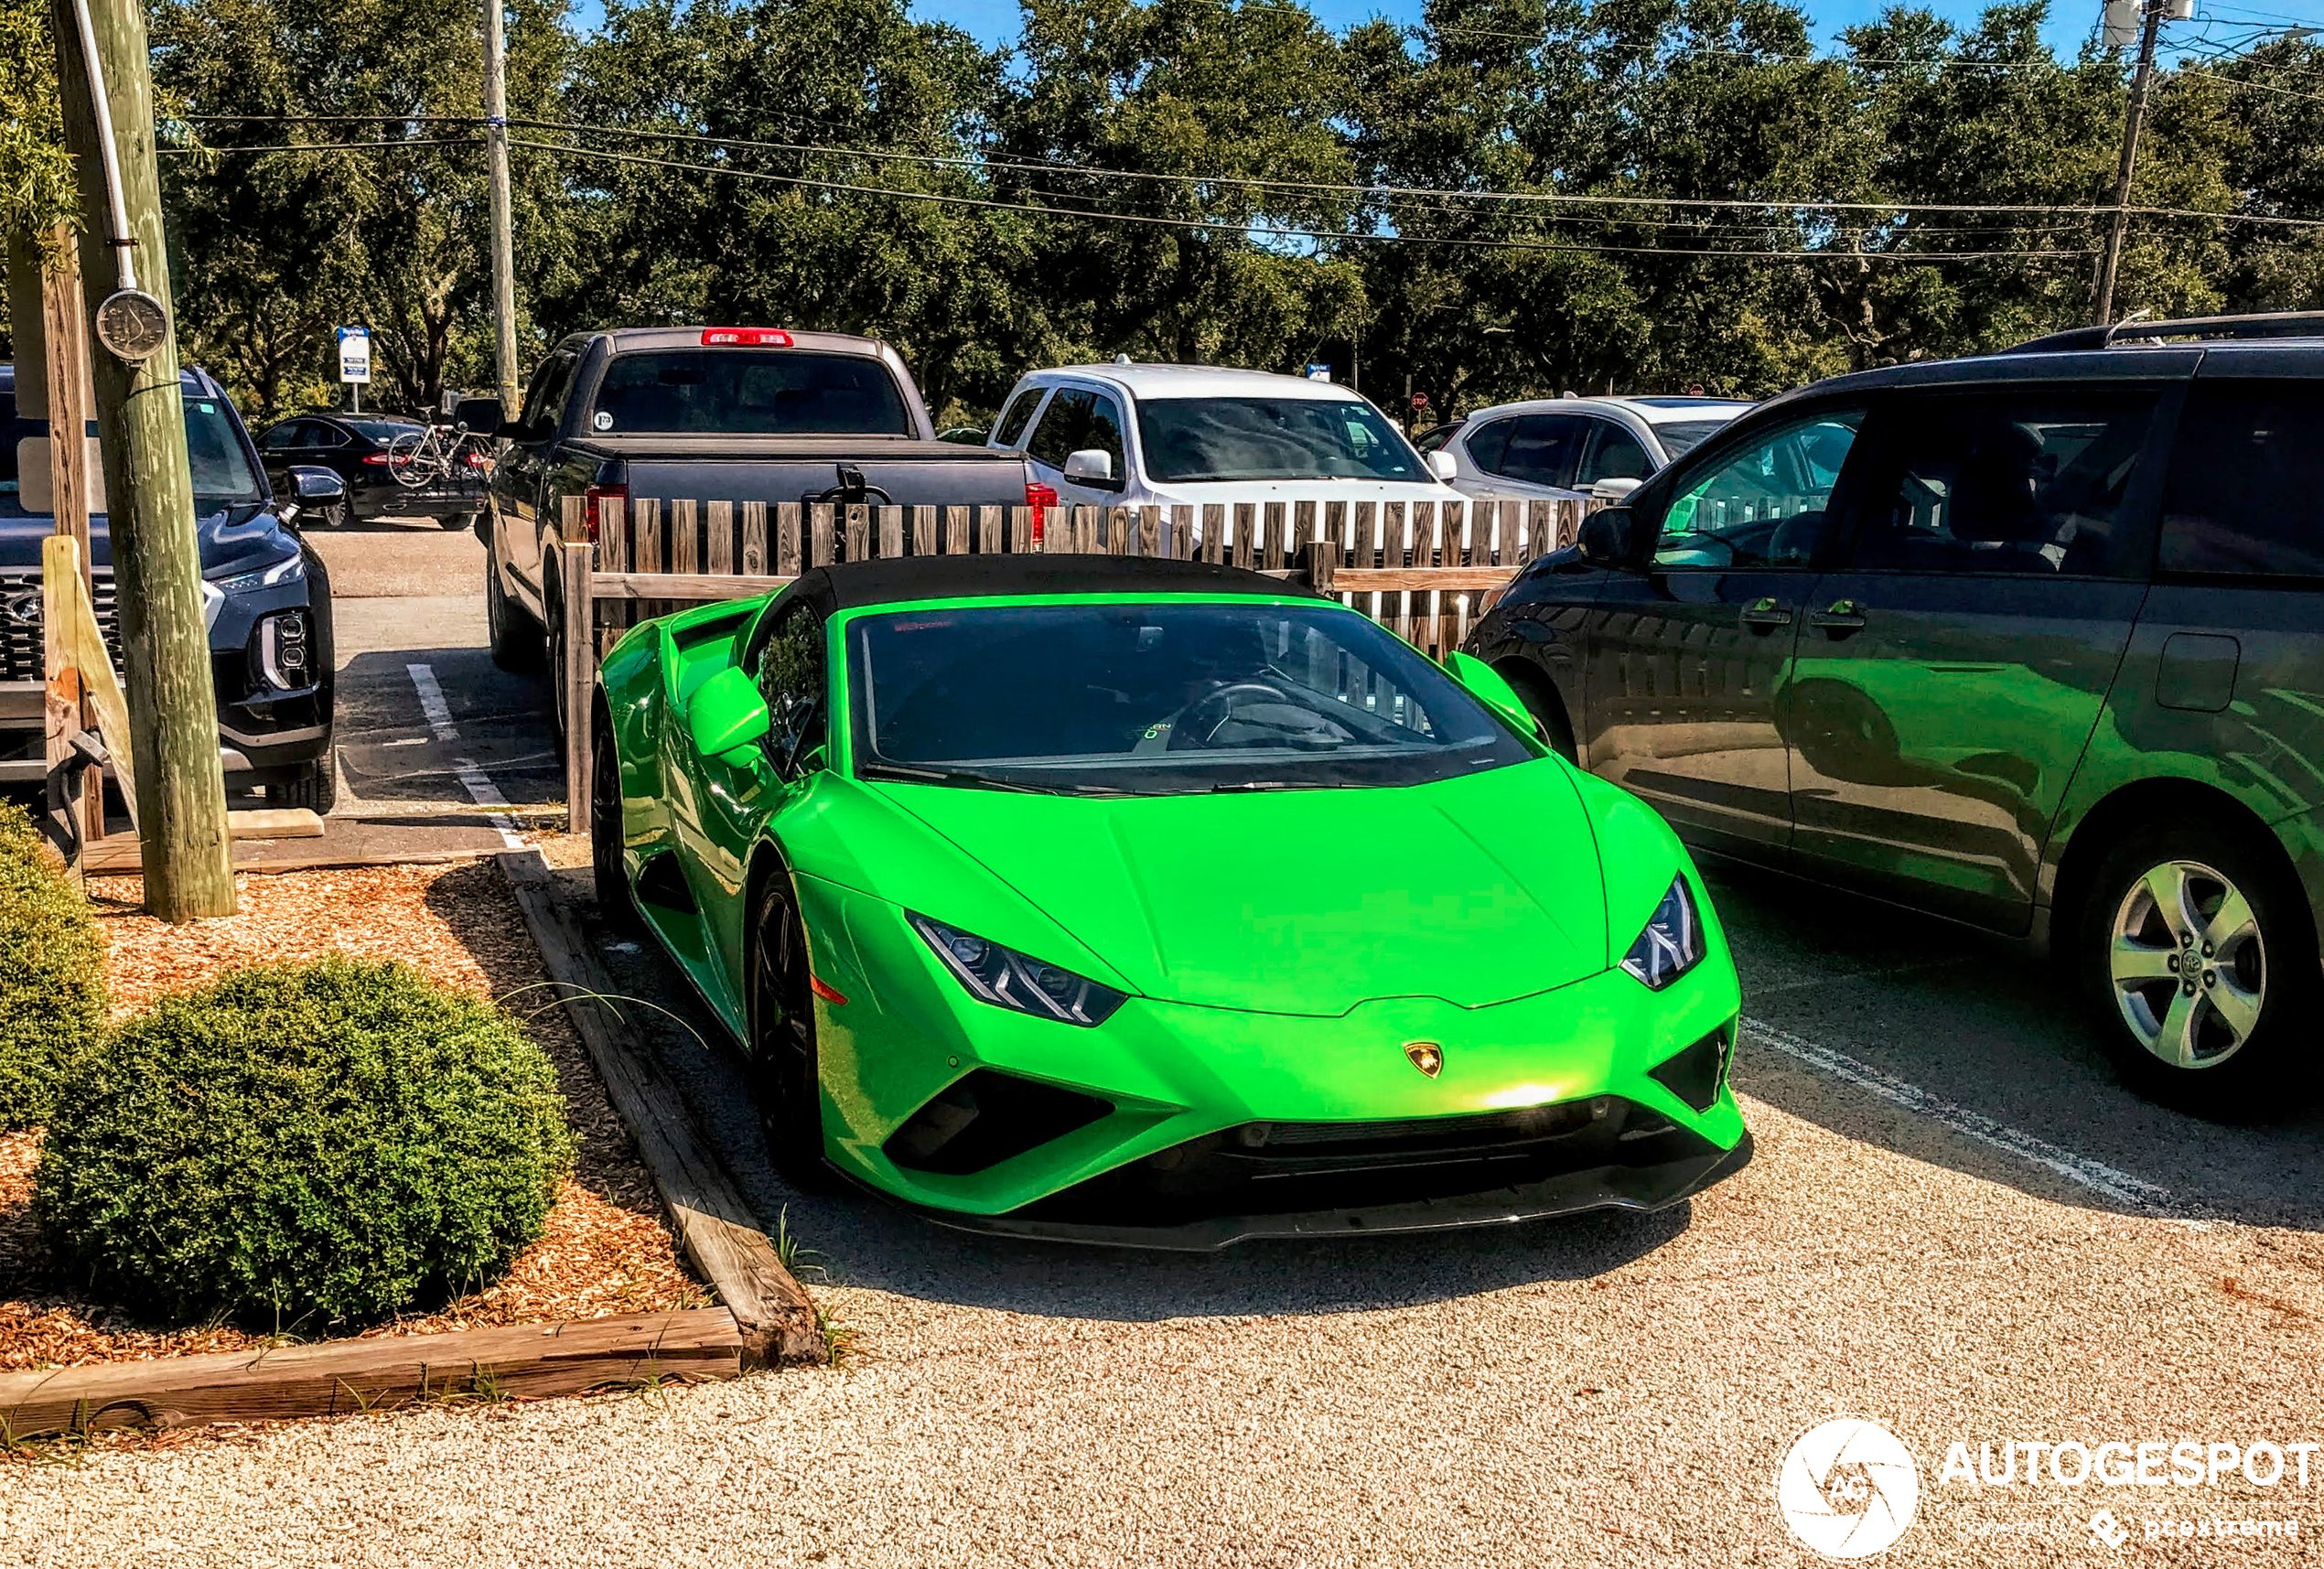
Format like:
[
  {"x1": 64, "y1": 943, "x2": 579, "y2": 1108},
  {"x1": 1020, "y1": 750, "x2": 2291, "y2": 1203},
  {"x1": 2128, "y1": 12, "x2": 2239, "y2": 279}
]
[
  {"x1": 1490, "y1": 414, "x2": 1586, "y2": 500},
  {"x1": 1575, "y1": 418, "x2": 1653, "y2": 492},
  {"x1": 496, "y1": 349, "x2": 578, "y2": 596},
  {"x1": 1581, "y1": 404, "x2": 1870, "y2": 864},
  {"x1": 1783, "y1": 387, "x2": 2168, "y2": 931},
  {"x1": 1024, "y1": 385, "x2": 1130, "y2": 516}
]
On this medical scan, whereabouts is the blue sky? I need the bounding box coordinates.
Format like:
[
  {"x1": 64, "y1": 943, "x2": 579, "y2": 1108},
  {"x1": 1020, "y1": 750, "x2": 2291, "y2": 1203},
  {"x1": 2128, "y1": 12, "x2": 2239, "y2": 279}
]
[{"x1": 564, "y1": 0, "x2": 2324, "y2": 66}]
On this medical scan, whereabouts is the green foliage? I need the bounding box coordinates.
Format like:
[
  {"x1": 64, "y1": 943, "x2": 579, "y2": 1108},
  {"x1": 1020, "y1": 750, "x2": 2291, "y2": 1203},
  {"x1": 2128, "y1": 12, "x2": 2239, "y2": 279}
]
[
  {"x1": 0, "y1": 802, "x2": 108, "y2": 1131},
  {"x1": 0, "y1": 0, "x2": 78, "y2": 244},
  {"x1": 37, "y1": 957, "x2": 576, "y2": 1325}
]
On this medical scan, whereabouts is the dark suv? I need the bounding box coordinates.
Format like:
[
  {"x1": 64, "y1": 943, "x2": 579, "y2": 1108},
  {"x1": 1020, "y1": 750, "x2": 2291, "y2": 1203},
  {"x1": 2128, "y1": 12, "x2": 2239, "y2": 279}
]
[{"x1": 1465, "y1": 312, "x2": 2324, "y2": 1114}]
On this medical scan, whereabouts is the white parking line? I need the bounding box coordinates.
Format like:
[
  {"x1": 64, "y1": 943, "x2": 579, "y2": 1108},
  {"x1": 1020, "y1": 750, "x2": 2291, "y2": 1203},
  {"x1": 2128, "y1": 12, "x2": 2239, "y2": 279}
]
[
  {"x1": 1738, "y1": 1016, "x2": 2175, "y2": 1212},
  {"x1": 405, "y1": 662, "x2": 527, "y2": 850}
]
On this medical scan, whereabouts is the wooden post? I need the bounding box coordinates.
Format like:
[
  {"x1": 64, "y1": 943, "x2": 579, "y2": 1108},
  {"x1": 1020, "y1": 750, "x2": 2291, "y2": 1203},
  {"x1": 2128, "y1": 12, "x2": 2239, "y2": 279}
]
[
  {"x1": 53, "y1": 0, "x2": 235, "y2": 919},
  {"x1": 561, "y1": 541, "x2": 595, "y2": 839}
]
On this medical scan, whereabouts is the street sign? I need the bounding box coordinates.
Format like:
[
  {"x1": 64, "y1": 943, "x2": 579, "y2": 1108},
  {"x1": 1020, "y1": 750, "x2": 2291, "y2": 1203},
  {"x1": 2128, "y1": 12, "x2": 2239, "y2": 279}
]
[
  {"x1": 1305, "y1": 363, "x2": 1331, "y2": 382},
  {"x1": 336, "y1": 326, "x2": 371, "y2": 384}
]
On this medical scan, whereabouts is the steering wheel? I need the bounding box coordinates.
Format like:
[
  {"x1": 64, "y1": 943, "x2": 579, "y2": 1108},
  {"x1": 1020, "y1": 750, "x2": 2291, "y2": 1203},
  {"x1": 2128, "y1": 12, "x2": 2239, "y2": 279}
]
[{"x1": 1167, "y1": 682, "x2": 1297, "y2": 750}]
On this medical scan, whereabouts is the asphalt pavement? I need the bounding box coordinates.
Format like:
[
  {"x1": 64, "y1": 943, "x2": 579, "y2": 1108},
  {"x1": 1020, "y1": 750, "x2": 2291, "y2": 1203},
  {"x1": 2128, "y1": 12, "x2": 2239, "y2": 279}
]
[{"x1": 9, "y1": 526, "x2": 2322, "y2": 1565}]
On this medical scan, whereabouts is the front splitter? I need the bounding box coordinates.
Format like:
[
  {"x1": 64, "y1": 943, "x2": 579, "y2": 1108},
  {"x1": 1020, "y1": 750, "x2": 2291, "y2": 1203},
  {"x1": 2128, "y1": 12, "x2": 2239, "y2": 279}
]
[{"x1": 898, "y1": 1127, "x2": 1754, "y2": 1252}]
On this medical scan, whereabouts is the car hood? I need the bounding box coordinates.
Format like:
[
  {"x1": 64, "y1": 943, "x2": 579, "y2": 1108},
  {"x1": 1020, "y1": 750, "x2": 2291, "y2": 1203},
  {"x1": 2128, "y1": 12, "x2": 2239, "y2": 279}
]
[
  {"x1": 0, "y1": 501, "x2": 289, "y2": 575},
  {"x1": 1145, "y1": 478, "x2": 1454, "y2": 506},
  {"x1": 870, "y1": 758, "x2": 1610, "y2": 1016}
]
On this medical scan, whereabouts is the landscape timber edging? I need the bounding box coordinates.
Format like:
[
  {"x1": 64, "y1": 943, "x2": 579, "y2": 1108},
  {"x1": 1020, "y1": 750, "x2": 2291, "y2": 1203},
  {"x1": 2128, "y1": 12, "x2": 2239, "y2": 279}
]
[{"x1": 498, "y1": 848, "x2": 825, "y2": 1368}]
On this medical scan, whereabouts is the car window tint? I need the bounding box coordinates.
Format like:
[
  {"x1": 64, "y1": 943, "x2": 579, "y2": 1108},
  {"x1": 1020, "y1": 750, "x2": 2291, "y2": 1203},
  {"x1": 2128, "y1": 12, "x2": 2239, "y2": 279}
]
[
  {"x1": 1082, "y1": 392, "x2": 1128, "y2": 477},
  {"x1": 1653, "y1": 417, "x2": 1737, "y2": 459},
  {"x1": 521, "y1": 353, "x2": 576, "y2": 436},
  {"x1": 993, "y1": 387, "x2": 1045, "y2": 447},
  {"x1": 1414, "y1": 423, "x2": 1458, "y2": 455},
  {"x1": 1464, "y1": 418, "x2": 1517, "y2": 473},
  {"x1": 307, "y1": 422, "x2": 350, "y2": 449},
  {"x1": 2158, "y1": 381, "x2": 2324, "y2": 577},
  {"x1": 1134, "y1": 397, "x2": 1420, "y2": 482},
  {"x1": 1578, "y1": 422, "x2": 1652, "y2": 485},
  {"x1": 756, "y1": 605, "x2": 827, "y2": 771},
  {"x1": 261, "y1": 424, "x2": 302, "y2": 451},
  {"x1": 589, "y1": 350, "x2": 910, "y2": 436},
  {"x1": 1655, "y1": 409, "x2": 1865, "y2": 570},
  {"x1": 1852, "y1": 394, "x2": 2156, "y2": 576},
  {"x1": 1496, "y1": 415, "x2": 1581, "y2": 487},
  {"x1": 1026, "y1": 389, "x2": 1095, "y2": 469}
]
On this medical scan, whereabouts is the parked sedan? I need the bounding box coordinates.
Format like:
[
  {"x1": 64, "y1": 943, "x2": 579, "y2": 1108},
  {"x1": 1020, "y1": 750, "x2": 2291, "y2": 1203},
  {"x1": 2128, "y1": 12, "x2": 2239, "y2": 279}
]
[
  {"x1": 590, "y1": 555, "x2": 1750, "y2": 1245},
  {"x1": 1439, "y1": 395, "x2": 1754, "y2": 510},
  {"x1": 256, "y1": 413, "x2": 484, "y2": 527},
  {"x1": 985, "y1": 365, "x2": 1458, "y2": 548}
]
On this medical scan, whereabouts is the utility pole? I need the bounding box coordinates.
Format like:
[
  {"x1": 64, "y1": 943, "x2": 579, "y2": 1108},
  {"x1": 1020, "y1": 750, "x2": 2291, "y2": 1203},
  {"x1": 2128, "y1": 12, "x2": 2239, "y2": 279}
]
[
  {"x1": 483, "y1": 0, "x2": 519, "y2": 416},
  {"x1": 51, "y1": 0, "x2": 236, "y2": 918},
  {"x1": 2093, "y1": 0, "x2": 2164, "y2": 327}
]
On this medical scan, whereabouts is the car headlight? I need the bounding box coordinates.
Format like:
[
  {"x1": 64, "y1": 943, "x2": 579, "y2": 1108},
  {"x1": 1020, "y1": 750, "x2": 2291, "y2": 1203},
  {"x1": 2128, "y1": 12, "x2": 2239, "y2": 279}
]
[
  {"x1": 208, "y1": 550, "x2": 305, "y2": 595},
  {"x1": 1619, "y1": 875, "x2": 1705, "y2": 990},
  {"x1": 907, "y1": 912, "x2": 1128, "y2": 1027}
]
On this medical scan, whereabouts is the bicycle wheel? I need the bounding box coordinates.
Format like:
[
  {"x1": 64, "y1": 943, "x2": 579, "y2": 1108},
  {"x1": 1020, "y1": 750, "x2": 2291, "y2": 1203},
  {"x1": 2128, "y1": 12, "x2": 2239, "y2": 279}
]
[{"x1": 386, "y1": 430, "x2": 440, "y2": 489}]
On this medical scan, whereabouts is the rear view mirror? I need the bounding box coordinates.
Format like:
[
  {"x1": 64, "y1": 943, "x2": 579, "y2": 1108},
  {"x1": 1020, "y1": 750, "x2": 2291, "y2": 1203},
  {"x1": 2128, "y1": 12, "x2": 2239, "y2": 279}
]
[
  {"x1": 451, "y1": 396, "x2": 504, "y2": 435},
  {"x1": 686, "y1": 665, "x2": 770, "y2": 762},
  {"x1": 1444, "y1": 650, "x2": 1534, "y2": 737},
  {"x1": 1577, "y1": 506, "x2": 1640, "y2": 568}
]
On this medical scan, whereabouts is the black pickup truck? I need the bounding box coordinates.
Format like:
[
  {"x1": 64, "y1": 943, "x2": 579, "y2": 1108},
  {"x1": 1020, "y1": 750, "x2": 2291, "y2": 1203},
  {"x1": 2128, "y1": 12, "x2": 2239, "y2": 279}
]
[{"x1": 479, "y1": 327, "x2": 1033, "y2": 683}]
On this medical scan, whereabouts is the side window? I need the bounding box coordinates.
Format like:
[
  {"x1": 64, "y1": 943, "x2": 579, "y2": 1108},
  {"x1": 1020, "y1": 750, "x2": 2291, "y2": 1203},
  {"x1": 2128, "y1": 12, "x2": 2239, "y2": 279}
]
[
  {"x1": 1081, "y1": 392, "x2": 1127, "y2": 484},
  {"x1": 993, "y1": 386, "x2": 1045, "y2": 448},
  {"x1": 2158, "y1": 381, "x2": 2324, "y2": 578},
  {"x1": 262, "y1": 424, "x2": 302, "y2": 451},
  {"x1": 1578, "y1": 421, "x2": 1652, "y2": 486},
  {"x1": 1655, "y1": 409, "x2": 1865, "y2": 570},
  {"x1": 519, "y1": 353, "x2": 576, "y2": 437},
  {"x1": 1026, "y1": 389, "x2": 1095, "y2": 470},
  {"x1": 308, "y1": 422, "x2": 350, "y2": 449},
  {"x1": 1496, "y1": 414, "x2": 1583, "y2": 488},
  {"x1": 757, "y1": 606, "x2": 828, "y2": 773},
  {"x1": 1851, "y1": 393, "x2": 2157, "y2": 576},
  {"x1": 1464, "y1": 418, "x2": 1518, "y2": 473}
]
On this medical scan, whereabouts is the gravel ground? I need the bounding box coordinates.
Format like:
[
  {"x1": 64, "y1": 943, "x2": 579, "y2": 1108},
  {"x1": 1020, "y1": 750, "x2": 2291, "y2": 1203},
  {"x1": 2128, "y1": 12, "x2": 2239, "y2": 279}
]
[{"x1": 5, "y1": 851, "x2": 2323, "y2": 1565}]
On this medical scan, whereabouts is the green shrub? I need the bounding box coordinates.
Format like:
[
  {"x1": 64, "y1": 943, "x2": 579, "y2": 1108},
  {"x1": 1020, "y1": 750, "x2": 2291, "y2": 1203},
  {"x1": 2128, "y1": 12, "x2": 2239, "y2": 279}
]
[
  {"x1": 37, "y1": 957, "x2": 576, "y2": 1325},
  {"x1": 0, "y1": 801, "x2": 107, "y2": 1129}
]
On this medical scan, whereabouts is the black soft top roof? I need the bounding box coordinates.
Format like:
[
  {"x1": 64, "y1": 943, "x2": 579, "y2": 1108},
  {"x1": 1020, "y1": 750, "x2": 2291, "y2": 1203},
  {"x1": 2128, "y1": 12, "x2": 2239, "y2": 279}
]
[{"x1": 778, "y1": 553, "x2": 1306, "y2": 617}]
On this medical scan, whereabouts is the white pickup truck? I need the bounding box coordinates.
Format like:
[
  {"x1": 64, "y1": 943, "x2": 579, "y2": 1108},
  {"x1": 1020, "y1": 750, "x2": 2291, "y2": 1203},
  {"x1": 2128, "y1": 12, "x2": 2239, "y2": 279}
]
[{"x1": 984, "y1": 364, "x2": 1458, "y2": 548}]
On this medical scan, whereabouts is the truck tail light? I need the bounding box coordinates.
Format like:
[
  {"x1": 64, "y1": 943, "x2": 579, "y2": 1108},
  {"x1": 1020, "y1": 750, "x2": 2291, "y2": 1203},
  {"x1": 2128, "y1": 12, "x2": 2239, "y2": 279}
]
[
  {"x1": 1026, "y1": 482, "x2": 1057, "y2": 546},
  {"x1": 583, "y1": 483, "x2": 628, "y2": 543},
  {"x1": 701, "y1": 328, "x2": 794, "y2": 347}
]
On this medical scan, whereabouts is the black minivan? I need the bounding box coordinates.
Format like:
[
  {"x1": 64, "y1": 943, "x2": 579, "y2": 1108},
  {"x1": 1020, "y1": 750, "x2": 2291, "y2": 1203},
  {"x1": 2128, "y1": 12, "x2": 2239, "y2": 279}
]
[{"x1": 1466, "y1": 312, "x2": 2324, "y2": 1114}]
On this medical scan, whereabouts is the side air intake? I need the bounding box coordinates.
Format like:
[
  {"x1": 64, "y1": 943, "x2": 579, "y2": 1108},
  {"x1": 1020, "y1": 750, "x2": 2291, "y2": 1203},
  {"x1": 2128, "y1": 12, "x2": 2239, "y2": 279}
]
[{"x1": 883, "y1": 1070, "x2": 1112, "y2": 1177}]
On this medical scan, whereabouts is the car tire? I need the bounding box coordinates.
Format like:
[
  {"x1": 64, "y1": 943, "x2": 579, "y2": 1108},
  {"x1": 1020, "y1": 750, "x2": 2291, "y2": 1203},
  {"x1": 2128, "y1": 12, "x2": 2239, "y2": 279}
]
[
  {"x1": 2078, "y1": 819, "x2": 2318, "y2": 1119},
  {"x1": 266, "y1": 758, "x2": 338, "y2": 816},
  {"x1": 544, "y1": 567, "x2": 570, "y2": 746},
  {"x1": 590, "y1": 720, "x2": 639, "y2": 933},
  {"x1": 1501, "y1": 666, "x2": 1578, "y2": 764},
  {"x1": 749, "y1": 868, "x2": 834, "y2": 1188},
  {"x1": 322, "y1": 498, "x2": 351, "y2": 530},
  {"x1": 485, "y1": 550, "x2": 543, "y2": 672}
]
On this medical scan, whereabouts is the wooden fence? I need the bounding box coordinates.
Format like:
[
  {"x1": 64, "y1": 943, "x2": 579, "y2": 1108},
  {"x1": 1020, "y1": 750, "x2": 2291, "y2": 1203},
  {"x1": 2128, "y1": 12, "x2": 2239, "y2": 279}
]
[{"x1": 554, "y1": 492, "x2": 1597, "y2": 832}]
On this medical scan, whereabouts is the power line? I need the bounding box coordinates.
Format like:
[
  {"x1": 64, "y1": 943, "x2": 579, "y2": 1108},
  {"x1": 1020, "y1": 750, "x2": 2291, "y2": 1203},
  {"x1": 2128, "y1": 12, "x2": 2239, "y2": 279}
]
[
  {"x1": 157, "y1": 137, "x2": 479, "y2": 154},
  {"x1": 514, "y1": 135, "x2": 2103, "y2": 262}
]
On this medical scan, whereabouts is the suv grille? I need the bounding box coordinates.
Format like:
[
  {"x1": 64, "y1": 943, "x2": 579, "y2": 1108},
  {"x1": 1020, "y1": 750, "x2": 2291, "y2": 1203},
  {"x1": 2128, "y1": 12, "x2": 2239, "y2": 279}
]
[{"x1": 0, "y1": 571, "x2": 124, "y2": 683}]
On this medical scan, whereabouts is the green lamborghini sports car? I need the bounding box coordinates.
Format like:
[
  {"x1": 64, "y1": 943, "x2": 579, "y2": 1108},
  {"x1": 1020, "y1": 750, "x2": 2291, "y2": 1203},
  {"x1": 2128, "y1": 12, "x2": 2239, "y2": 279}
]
[{"x1": 590, "y1": 555, "x2": 1751, "y2": 1246}]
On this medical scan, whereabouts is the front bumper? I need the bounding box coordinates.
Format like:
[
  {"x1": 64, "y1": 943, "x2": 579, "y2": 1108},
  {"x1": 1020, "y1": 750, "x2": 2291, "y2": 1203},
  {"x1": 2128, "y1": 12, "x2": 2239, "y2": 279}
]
[{"x1": 802, "y1": 875, "x2": 1748, "y2": 1239}]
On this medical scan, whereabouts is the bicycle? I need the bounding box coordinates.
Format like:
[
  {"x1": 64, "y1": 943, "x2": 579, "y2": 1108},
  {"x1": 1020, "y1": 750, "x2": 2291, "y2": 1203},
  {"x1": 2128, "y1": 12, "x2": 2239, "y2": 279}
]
[{"x1": 385, "y1": 419, "x2": 495, "y2": 489}]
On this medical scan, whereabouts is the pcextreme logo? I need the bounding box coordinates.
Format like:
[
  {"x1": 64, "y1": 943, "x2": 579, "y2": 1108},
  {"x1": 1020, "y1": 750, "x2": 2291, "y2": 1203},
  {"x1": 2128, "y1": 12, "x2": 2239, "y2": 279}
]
[{"x1": 1777, "y1": 1417, "x2": 1922, "y2": 1560}]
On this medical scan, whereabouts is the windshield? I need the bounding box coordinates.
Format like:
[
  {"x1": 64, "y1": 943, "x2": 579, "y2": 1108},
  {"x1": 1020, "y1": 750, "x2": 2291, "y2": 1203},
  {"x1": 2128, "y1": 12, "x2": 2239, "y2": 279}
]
[
  {"x1": 0, "y1": 386, "x2": 261, "y2": 509},
  {"x1": 1654, "y1": 417, "x2": 1743, "y2": 459},
  {"x1": 589, "y1": 349, "x2": 913, "y2": 435},
  {"x1": 846, "y1": 600, "x2": 1532, "y2": 796},
  {"x1": 1135, "y1": 397, "x2": 1425, "y2": 483}
]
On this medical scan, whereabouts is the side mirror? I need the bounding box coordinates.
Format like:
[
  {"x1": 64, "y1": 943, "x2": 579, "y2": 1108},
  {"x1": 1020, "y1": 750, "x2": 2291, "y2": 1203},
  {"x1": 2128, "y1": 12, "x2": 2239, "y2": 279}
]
[
  {"x1": 1577, "y1": 505, "x2": 1641, "y2": 569},
  {"x1": 288, "y1": 467, "x2": 347, "y2": 502},
  {"x1": 1444, "y1": 651, "x2": 1534, "y2": 737},
  {"x1": 1063, "y1": 448, "x2": 1114, "y2": 484},
  {"x1": 452, "y1": 396, "x2": 503, "y2": 435},
  {"x1": 685, "y1": 665, "x2": 770, "y2": 762},
  {"x1": 1426, "y1": 450, "x2": 1458, "y2": 482},
  {"x1": 1589, "y1": 476, "x2": 1642, "y2": 503}
]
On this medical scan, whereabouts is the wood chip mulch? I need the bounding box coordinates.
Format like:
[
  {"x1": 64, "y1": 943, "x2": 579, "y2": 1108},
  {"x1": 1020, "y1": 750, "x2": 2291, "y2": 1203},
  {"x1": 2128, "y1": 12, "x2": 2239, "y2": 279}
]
[{"x1": 0, "y1": 862, "x2": 706, "y2": 1373}]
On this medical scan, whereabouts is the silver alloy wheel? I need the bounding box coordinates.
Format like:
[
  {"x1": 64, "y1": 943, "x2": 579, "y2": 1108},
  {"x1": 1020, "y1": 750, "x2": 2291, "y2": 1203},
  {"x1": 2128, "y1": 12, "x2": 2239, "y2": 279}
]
[{"x1": 2109, "y1": 858, "x2": 2265, "y2": 1069}]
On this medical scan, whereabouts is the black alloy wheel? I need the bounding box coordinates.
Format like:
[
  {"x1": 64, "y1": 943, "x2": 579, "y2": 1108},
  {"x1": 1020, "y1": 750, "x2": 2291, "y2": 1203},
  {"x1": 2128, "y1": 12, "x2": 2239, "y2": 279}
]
[{"x1": 750, "y1": 870, "x2": 834, "y2": 1187}]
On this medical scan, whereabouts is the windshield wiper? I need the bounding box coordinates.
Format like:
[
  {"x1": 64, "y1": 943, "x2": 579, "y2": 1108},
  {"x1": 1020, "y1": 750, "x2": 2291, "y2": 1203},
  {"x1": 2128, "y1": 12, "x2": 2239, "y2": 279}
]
[
  {"x1": 857, "y1": 762, "x2": 1047, "y2": 794},
  {"x1": 1210, "y1": 779, "x2": 1364, "y2": 793}
]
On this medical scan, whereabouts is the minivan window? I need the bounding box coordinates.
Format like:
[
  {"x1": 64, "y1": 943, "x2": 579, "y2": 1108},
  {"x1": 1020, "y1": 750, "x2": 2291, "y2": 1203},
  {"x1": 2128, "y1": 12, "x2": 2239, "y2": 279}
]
[
  {"x1": 993, "y1": 387, "x2": 1045, "y2": 447},
  {"x1": 589, "y1": 350, "x2": 911, "y2": 436},
  {"x1": 1853, "y1": 393, "x2": 2156, "y2": 576},
  {"x1": 2158, "y1": 381, "x2": 2324, "y2": 578},
  {"x1": 1655, "y1": 409, "x2": 1864, "y2": 569}
]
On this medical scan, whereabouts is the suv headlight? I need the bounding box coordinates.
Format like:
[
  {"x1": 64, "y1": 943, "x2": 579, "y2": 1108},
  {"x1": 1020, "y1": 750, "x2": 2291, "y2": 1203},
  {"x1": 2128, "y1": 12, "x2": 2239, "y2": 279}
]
[
  {"x1": 1619, "y1": 876, "x2": 1705, "y2": 990},
  {"x1": 208, "y1": 549, "x2": 305, "y2": 595},
  {"x1": 908, "y1": 913, "x2": 1128, "y2": 1027}
]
